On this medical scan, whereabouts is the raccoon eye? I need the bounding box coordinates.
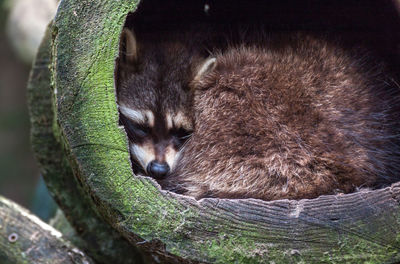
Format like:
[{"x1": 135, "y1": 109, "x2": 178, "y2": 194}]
[
  {"x1": 131, "y1": 124, "x2": 149, "y2": 138},
  {"x1": 120, "y1": 114, "x2": 150, "y2": 138},
  {"x1": 171, "y1": 128, "x2": 192, "y2": 144}
]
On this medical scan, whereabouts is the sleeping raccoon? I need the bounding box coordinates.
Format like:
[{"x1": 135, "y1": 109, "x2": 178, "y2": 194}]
[
  {"x1": 164, "y1": 34, "x2": 400, "y2": 200},
  {"x1": 116, "y1": 28, "x2": 205, "y2": 178}
]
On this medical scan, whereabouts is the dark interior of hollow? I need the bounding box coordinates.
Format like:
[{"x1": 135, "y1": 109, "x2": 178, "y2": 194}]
[
  {"x1": 120, "y1": 0, "x2": 400, "y2": 192},
  {"x1": 125, "y1": 0, "x2": 400, "y2": 74}
]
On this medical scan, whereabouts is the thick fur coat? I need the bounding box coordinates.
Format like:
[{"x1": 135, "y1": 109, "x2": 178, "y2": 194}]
[{"x1": 164, "y1": 34, "x2": 400, "y2": 200}]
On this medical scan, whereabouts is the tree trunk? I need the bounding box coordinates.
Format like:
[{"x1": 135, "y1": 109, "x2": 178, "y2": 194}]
[{"x1": 27, "y1": 0, "x2": 400, "y2": 263}]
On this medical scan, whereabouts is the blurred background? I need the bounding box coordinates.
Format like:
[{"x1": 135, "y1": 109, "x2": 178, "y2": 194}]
[{"x1": 0, "y1": 0, "x2": 58, "y2": 219}]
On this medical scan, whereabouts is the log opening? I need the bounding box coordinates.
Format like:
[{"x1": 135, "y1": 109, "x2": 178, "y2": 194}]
[{"x1": 32, "y1": 0, "x2": 400, "y2": 262}]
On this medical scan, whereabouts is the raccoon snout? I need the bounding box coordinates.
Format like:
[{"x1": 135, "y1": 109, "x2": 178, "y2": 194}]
[{"x1": 147, "y1": 161, "x2": 170, "y2": 179}]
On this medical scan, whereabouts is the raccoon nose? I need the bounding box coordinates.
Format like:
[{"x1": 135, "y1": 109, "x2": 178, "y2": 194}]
[{"x1": 147, "y1": 161, "x2": 170, "y2": 179}]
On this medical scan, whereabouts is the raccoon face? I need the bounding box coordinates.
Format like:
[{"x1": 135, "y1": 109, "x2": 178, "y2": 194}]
[
  {"x1": 119, "y1": 105, "x2": 192, "y2": 179},
  {"x1": 116, "y1": 28, "x2": 196, "y2": 179}
]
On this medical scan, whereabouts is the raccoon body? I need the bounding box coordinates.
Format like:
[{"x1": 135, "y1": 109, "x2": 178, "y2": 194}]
[
  {"x1": 116, "y1": 28, "x2": 203, "y2": 178},
  {"x1": 165, "y1": 34, "x2": 400, "y2": 200}
]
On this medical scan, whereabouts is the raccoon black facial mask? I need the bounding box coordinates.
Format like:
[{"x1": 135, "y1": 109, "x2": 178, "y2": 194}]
[{"x1": 116, "y1": 28, "x2": 198, "y2": 179}]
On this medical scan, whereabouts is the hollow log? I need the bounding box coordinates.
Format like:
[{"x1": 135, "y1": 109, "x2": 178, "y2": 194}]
[
  {"x1": 0, "y1": 196, "x2": 94, "y2": 264},
  {"x1": 28, "y1": 0, "x2": 400, "y2": 263}
]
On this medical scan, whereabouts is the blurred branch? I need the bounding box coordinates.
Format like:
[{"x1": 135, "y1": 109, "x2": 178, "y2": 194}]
[
  {"x1": 6, "y1": 0, "x2": 59, "y2": 63},
  {"x1": 0, "y1": 195, "x2": 94, "y2": 264}
]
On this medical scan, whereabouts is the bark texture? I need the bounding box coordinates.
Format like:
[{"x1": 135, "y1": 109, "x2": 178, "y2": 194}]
[
  {"x1": 28, "y1": 23, "x2": 144, "y2": 264},
  {"x1": 27, "y1": 0, "x2": 400, "y2": 263},
  {"x1": 0, "y1": 196, "x2": 94, "y2": 264}
]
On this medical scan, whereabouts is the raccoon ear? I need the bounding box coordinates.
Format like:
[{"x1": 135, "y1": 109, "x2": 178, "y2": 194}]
[
  {"x1": 194, "y1": 57, "x2": 217, "y2": 82},
  {"x1": 120, "y1": 28, "x2": 138, "y2": 64}
]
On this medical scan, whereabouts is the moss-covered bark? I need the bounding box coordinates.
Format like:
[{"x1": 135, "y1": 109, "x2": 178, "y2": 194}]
[
  {"x1": 27, "y1": 0, "x2": 400, "y2": 263},
  {"x1": 28, "y1": 23, "x2": 144, "y2": 264}
]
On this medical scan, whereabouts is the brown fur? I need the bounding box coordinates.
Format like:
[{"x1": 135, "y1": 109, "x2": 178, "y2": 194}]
[{"x1": 163, "y1": 34, "x2": 400, "y2": 200}]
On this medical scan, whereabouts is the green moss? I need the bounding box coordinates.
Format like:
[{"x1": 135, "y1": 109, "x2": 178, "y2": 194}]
[
  {"x1": 192, "y1": 235, "x2": 306, "y2": 264},
  {"x1": 319, "y1": 237, "x2": 400, "y2": 264},
  {"x1": 199, "y1": 236, "x2": 264, "y2": 263},
  {"x1": 28, "y1": 18, "x2": 143, "y2": 264}
]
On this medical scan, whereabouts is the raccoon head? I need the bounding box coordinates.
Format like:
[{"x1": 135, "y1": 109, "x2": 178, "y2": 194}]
[{"x1": 116, "y1": 28, "x2": 198, "y2": 179}]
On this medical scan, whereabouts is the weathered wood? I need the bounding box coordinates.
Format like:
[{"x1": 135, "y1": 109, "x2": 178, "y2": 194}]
[
  {"x1": 49, "y1": 0, "x2": 400, "y2": 263},
  {"x1": 0, "y1": 196, "x2": 94, "y2": 264},
  {"x1": 27, "y1": 23, "x2": 144, "y2": 264}
]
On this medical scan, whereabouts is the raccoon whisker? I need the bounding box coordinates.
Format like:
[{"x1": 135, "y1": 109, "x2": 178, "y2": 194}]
[
  {"x1": 180, "y1": 134, "x2": 192, "y2": 140},
  {"x1": 178, "y1": 135, "x2": 193, "y2": 152},
  {"x1": 390, "y1": 78, "x2": 400, "y2": 89}
]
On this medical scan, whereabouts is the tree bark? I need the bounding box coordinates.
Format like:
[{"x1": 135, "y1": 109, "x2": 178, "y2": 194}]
[{"x1": 0, "y1": 196, "x2": 94, "y2": 264}]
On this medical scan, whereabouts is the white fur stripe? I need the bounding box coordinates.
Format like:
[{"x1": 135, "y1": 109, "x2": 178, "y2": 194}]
[
  {"x1": 130, "y1": 143, "x2": 155, "y2": 170},
  {"x1": 173, "y1": 111, "x2": 193, "y2": 130},
  {"x1": 119, "y1": 105, "x2": 146, "y2": 123},
  {"x1": 166, "y1": 113, "x2": 173, "y2": 130},
  {"x1": 145, "y1": 111, "x2": 155, "y2": 127},
  {"x1": 119, "y1": 105, "x2": 155, "y2": 127},
  {"x1": 165, "y1": 145, "x2": 178, "y2": 170}
]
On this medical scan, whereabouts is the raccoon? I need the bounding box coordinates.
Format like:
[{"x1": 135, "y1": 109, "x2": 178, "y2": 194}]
[
  {"x1": 116, "y1": 28, "x2": 205, "y2": 178},
  {"x1": 164, "y1": 34, "x2": 400, "y2": 200}
]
